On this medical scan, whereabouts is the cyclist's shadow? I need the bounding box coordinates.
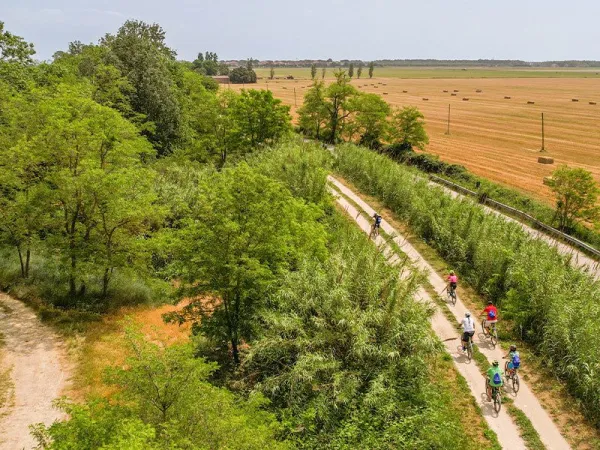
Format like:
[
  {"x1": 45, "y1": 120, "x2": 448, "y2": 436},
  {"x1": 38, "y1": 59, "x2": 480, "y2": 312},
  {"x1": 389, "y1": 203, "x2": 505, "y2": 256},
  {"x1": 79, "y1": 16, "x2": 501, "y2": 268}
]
[
  {"x1": 476, "y1": 332, "x2": 496, "y2": 350},
  {"x1": 479, "y1": 393, "x2": 500, "y2": 418}
]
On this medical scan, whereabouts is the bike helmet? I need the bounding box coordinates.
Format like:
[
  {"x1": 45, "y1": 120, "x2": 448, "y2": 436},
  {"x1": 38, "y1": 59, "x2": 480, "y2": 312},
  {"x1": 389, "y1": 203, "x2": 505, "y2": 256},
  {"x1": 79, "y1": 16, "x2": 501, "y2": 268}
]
[
  {"x1": 449, "y1": 270, "x2": 455, "y2": 275},
  {"x1": 492, "y1": 360, "x2": 499, "y2": 367},
  {"x1": 510, "y1": 345, "x2": 517, "y2": 351},
  {"x1": 487, "y1": 300, "x2": 493, "y2": 305},
  {"x1": 465, "y1": 311, "x2": 471, "y2": 317}
]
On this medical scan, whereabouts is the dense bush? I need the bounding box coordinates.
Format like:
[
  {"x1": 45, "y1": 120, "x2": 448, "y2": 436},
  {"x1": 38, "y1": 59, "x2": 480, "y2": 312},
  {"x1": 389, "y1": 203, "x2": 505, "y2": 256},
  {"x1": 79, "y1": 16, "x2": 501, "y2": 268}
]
[
  {"x1": 336, "y1": 143, "x2": 600, "y2": 425},
  {"x1": 229, "y1": 66, "x2": 257, "y2": 84}
]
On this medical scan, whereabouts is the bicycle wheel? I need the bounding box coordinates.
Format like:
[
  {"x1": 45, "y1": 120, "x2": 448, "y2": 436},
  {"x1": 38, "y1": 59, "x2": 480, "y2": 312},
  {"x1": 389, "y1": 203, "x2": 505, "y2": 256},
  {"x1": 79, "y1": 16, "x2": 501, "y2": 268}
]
[
  {"x1": 504, "y1": 361, "x2": 510, "y2": 376},
  {"x1": 490, "y1": 327, "x2": 498, "y2": 347},
  {"x1": 513, "y1": 372, "x2": 520, "y2": 394},
  {"x1": 451, "y1": 291, "x2": 457, "y2": 306},
  {"x1": 493, "y1": 389, "x2": 502, "y2": 413},
  {"x1": 481, "y1": 319, "x2": 489, "y2": 336},
  {"x1": 466, "y1": 341, "x2": 472, "y2": 361}
]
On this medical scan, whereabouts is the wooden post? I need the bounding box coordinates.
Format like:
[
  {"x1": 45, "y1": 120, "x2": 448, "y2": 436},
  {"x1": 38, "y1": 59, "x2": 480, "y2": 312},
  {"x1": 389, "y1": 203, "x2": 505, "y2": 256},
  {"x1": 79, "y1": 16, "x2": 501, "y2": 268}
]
[
  {"x1": 446, "y1": 104, "x2": 451, "y2": 135},
  {"x1": 294, "y1": 88, "x2": 297, "y2": 107},
  {"x1": 540, "y1": 112, "x2": 546, "y2": 152}
]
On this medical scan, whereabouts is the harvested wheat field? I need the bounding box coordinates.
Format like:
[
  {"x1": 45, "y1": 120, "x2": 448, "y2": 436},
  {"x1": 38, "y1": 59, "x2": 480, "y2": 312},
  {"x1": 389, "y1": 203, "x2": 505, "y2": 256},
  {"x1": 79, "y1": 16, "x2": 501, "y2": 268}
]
[{"x1": 233, "y1": 75, "x2": 600, "y2": 203}]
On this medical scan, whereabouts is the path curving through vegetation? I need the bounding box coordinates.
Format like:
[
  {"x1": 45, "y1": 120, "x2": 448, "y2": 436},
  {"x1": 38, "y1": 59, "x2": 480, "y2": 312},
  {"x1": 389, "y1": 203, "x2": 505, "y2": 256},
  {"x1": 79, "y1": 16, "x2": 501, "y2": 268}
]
[
  {"x1": 329, "y1": 176, "x2": 571, "y2": 450},
  {"x1": 0, "y1": 294, "x2": 71, "y2": 450}
]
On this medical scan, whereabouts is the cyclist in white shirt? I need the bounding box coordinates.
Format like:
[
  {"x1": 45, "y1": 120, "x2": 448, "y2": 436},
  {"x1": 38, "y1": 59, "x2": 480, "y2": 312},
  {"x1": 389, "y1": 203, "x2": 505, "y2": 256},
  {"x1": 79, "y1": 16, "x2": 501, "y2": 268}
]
[{"x1": 459, "y1": 311, "x2": 475, "y2": 352}]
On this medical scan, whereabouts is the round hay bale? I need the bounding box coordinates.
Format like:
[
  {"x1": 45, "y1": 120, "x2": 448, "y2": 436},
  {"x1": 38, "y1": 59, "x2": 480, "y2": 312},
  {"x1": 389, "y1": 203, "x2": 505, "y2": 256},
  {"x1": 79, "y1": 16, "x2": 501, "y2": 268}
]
[
  {"x1": 453, "y1": 89, "x2": 459, "y2": 92},
  {"x1": 402, "y1": 90, "x2": 408, "y2": 93},
  {"x1": 527, "y1": 101, "x2": 535, "y2": 105},
  {"x1": 422, "y1": 98, "x2": 429, "y2": 101},
  {"x1": 476, "y1": 89, "x2": 482, "y2": 93},
  {"x1": 572, "y1": 98, "x2": 579, "y2": 102},
  {"x1": 504, "y1": 96, "x2": 511, "y2": 99},
  {"x1": 443, "y1": 90, "x2": 448, "y2": 93},
  {"x1": 383, "y1": 92, "x2": 389, "y2": 95},
  {"x1": 451, "y1": 93, "x2": 457, "y2": 96},
  {"x1": 374, "y1": 85, "x2": 378, "y2": 88},
  {"x1": 589, "y1": 101, "x2": 597, "y2": 105},
  {"x1": 462, "y1": 98, "x2": 469, "y2": 101},
  {"x1": 538, "y1": 157, "x2": 554, "y2": 164}
]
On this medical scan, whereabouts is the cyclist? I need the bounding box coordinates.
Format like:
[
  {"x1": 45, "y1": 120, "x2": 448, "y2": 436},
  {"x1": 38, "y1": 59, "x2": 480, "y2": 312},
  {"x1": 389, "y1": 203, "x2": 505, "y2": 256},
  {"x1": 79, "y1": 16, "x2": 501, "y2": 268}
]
[
  {"x1": 481, "y1": 300, "x2": 498, "y2": 333},
  {"x1": 371, "y1": 213, "x2": 382, "y2": 237},
  {"x1": 458, "y1": 311, "x2": 475, "y2": 352},
  {"x1": 447, "y1": 270, "x2": 458, "y2": 296},
  {"x1": 504, "y1": 345, "x2": 521, "y2": 377},
  {"x1": 485, "y1": 360, "x2": 504, "y2": 401}
]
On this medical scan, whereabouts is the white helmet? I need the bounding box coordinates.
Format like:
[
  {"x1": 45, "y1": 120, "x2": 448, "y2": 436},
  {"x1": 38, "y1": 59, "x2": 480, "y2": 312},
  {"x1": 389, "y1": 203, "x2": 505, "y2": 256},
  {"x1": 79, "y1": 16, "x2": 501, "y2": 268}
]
[{"x1": 465, "y1": 311, "x2": 471, "y2": 317}]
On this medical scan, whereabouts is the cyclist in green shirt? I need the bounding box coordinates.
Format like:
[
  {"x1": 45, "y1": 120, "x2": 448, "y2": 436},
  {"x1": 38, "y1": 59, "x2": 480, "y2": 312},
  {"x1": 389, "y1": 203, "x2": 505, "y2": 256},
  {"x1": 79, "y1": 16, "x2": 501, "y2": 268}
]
[{"x1": 485, "y1": 360, "x2": 504, "y2": 401}]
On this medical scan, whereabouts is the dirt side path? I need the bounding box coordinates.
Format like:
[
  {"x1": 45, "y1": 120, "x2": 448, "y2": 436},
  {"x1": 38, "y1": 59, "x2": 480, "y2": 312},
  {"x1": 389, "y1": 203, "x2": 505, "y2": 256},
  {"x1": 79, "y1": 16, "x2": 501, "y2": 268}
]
[
  {"x1": 0, "y1": 294, "x2": 71, "y2": 450},
  {"x1": 330, "y1": 176, "x2": 571, "y2": 450}
]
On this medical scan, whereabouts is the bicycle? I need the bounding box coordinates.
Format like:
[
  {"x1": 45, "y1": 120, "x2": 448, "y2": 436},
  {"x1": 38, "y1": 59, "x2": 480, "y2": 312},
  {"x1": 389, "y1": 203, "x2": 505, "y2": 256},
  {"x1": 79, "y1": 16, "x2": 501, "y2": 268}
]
[
  {"x1": 491, "y1": 385, "x2": 502, "y2": 413},
  {"x1": 464, "y1": 333, "x2": 474, "y2": 361},
  {"x1": 481, "y1": 318, "x2": 498, "y2": 347},
  {"x1": 504, "y1": 359, "x2": 520, "y2": 394},
  {"x1": 369, "y1": 223, "x2": 380, "y2": 239},
  {"x1": 447, "y1": 284, "x2": 457, "y2": 305}
]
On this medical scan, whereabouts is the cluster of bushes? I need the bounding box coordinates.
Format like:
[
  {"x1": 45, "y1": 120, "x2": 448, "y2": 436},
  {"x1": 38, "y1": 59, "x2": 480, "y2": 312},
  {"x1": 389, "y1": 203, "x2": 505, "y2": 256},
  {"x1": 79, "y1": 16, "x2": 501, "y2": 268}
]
[
  {"x1": 382, "y1": 144, "x2": 600, "y2": 249},
  {"x1": 336, "y1": 143, "x2": 600, "y2": 425},
  {"x1": 229, "y1": 66, "x2": 258, "y2": 84}
]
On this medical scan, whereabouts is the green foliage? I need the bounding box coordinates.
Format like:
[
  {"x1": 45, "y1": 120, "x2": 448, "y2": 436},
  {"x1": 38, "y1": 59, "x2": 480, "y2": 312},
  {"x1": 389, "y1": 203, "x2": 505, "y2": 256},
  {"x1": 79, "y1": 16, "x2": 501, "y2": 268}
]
[
  {"x1": 335, "y1": 143, "x2": 600, "y2": 426},
  {"x1": 547, "y1": 165, "x2": 599, "y2": 231},
  {"x1": 368, "y1": 61, "x2": 374, "y2": 78},
  {"x1": 348, "y1": 62, "x2": 354, "y2": 78},
  {"x1": 297, "y1": 80, "x2": 328, "y2": 140},
  {"x1": 345, "y1": 92, "x2": 391, "y2": 149},
  {"x1": 192, "y1": 51, "x2": 220, "y2": 75},
  {"x1": 35, "y1": 326, "x2": 288, "y2": 449},
  {"x1": 165, "y1": 164, "x2": 327, "y2": 363},
  {"x1": 229, "y1": 66, "x2": 257, "y2": 84},
  {"x1": 0, "y1": 21, "x2": 35, "y2": 64},
  {"x1": 388, "y1": 106, "x2": 429, "y2": 150},
  {"x1": 270, "y1": 65, "x2": 275, "y2": 80},
  {"x1": 357, "y1": 64, "x2": 363, "y2": 79},
  {"x1": 310, "y1": 63, "x2": 317, "y2": 80}
]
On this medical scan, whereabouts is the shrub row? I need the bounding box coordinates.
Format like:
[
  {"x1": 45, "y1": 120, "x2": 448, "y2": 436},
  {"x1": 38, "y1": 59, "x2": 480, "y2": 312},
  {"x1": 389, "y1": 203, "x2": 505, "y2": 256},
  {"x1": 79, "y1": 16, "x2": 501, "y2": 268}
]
[{"x1": 336, "y1": 143, "x2": 600, "y2": 426}]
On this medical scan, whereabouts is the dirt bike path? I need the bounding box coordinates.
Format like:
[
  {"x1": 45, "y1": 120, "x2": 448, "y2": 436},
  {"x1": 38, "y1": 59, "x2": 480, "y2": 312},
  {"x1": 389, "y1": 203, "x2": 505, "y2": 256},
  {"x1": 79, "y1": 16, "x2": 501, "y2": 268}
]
[
  {"x1": 0, "y1": 293, "x2": 70, "y2": 450},
  {"x1": 329, "y1": 176, "x2": 571, "y2": 450}
]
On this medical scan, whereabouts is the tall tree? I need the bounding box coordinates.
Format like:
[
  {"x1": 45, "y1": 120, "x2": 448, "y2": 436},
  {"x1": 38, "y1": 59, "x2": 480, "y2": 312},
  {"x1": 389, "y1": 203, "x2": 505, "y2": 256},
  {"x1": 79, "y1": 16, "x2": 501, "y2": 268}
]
[
  {"x1": 357, "y1": 65, "x2": 363, "y2": 79},
  {"x1": 101, "y1": 20, "x2": 182, "y2": 155},
  {"x1": 269, "y1": 65, "x2": 275, "y2": 80},
  {"x1": 547, "y1": 166, "x2": 599, "y2": 231},
  {"x1": 0, "y1": 21, "x2": 35, "y2": 64},
  {"x1": 166, "y1": 165, "x2": 326, "y2": 364},
  {"x1": 348, "y1": 63, "x2": 355, "y2": 78},
  {"x1": 321, "y1": 67, "x2": 326, "y2": 79},
  {"x1": 297, "y1": 80, "x2": 328, "y2": 140},
  {"x1": 345, "y1": 93, "x2": 391, "y2": 149},
  {"x1": 310, "y1": 63, "x2": 317, "y2": 80},
  {"x1": 387, "y1": 106, "x2": 429, "y2": 151},
  {"x1": 323, "y1": 70, "x2": 358, "y2": 143},
  {"x1": 368, "y1": 61, "x2": 374, "y2": 78}
]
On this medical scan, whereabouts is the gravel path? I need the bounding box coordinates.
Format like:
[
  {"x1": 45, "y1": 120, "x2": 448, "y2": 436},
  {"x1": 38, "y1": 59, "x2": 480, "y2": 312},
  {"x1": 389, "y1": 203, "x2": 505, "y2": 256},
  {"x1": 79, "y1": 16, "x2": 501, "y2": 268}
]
[{"x1": 0, "y1": 294, "x2": 70, "y2": 450}]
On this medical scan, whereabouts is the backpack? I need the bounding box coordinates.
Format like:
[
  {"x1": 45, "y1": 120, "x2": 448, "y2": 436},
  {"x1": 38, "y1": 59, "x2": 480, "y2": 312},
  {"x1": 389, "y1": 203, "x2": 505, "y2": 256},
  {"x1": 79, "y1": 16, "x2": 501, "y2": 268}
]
[
  {"x1": 489, "y1": 310, "x2": 496, "y2": 319},
  {"x1": 375, "y1": 215, "x2": 382, "y2": 225},
  {"x1": 493, "y1": 372, "x2": 502, "y2": 384},
  {"x1": 512, "y1": 354, "x2": 521, "y2": 368}
]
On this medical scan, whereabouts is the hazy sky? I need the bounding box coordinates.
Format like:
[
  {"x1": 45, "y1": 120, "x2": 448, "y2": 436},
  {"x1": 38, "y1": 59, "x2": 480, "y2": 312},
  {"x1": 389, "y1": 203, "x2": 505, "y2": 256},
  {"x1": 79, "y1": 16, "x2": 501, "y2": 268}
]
[{"x1": 3, "y1": 0, "x2": 600, "y2": 62}]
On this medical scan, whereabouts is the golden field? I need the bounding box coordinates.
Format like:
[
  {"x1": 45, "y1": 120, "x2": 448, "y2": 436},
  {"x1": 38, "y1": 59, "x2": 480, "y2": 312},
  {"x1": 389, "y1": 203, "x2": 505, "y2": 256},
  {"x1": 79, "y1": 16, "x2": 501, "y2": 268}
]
[{"x1": 232, "y1": 73, "x2": 600, "y2": 203}]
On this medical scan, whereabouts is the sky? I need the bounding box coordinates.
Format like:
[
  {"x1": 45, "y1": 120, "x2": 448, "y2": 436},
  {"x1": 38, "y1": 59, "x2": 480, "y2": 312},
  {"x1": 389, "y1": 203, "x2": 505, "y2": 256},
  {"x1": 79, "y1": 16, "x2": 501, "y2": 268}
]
[{"x1": 3, "y1": 0, "x2": 600, "y2": 62}]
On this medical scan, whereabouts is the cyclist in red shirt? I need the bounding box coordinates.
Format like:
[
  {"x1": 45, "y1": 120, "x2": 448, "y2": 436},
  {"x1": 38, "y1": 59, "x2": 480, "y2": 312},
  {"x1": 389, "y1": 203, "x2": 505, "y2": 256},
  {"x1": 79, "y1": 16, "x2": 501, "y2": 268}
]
[{"x1": 481, "y1": 301, "x2": 498, "y2": 333}]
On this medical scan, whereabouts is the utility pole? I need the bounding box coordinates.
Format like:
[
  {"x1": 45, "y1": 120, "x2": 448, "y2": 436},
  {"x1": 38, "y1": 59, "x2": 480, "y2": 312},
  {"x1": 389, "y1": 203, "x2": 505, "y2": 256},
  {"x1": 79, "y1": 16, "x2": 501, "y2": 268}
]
[
  {"x1": 540, "y1": 112, "x2": 546, "y2": 152},
  {"x1": 445, "y1": 104, "x2": 451, "y2": 135}
]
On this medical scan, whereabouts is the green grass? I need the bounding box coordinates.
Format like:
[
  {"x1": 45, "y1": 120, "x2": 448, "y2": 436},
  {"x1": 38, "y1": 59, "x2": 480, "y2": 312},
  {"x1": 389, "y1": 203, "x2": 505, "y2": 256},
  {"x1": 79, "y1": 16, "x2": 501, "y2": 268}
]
[
  {"x1": 255, "y1": 66, "x2": 600, "y2": 79},
  {"x1": 504, "y1": 398, "x2": 547, "y2": 450}
]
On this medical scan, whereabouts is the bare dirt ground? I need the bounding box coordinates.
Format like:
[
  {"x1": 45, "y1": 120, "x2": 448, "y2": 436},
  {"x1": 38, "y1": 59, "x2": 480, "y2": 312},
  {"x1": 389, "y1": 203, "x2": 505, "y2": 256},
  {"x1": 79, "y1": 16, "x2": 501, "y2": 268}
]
[
  {"x1": 0, "y1": 294, "x2": 71, "y2": 450},
  {"x1": 234, "y1": 76, "x2": 600, "y2": 203},
  {"x1": 329, "y1": 176, "x2": 571, "y2": 449}
]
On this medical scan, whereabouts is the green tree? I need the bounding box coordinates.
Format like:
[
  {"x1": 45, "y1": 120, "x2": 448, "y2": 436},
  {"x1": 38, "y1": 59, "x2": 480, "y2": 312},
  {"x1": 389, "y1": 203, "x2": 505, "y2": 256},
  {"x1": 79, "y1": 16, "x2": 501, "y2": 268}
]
[
  {"x1": 166, "y1": 165, "x2": 326, "y2": 364},
  {"x1": 321, "y1": 67, "x2": 326, "y2": 79},
  {"x1": 547, "y1": 166, "x2": 600, "y2": 231},
  {"x1": 368, "y1": 61, "x2": 374, "y2": 78},
  {"x1": 323, "y1": 70, "x2": 359, "y2": 143},
  {"x1": 101, "y1": 20, "x2": 182, "y2": 155},
  {"x1": 310, "y1": 63, "x2": 317, "y2": 80},
  {"x1": 229, "y1": 66, "x2": 257, "y2": 84},
  {"x1": 0, "y1": 21, "x2": 35, "y2": 64},
  {"x1": 218, "y1": 62, "x2": 230, "y2": 75},
  {"x1": 388, "y1": 106, "x2": 429, "y2": 151},
  {"x1": 357, "y1": 64, "x2": 363, "y2": 79},
  {"x1": 348, "y1": 63, "x2": 354, "y2": 78},
  {"x1": 269, "y1": 65, "x2": 275, "y2": 80},
  {"x1": 297, "y1": 80, "x2": 329, "y2": 140},
  {"x1": 345, "y1": 93, "x2": 391, "y2": 149}
]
